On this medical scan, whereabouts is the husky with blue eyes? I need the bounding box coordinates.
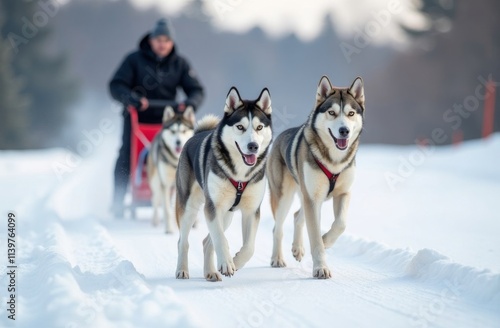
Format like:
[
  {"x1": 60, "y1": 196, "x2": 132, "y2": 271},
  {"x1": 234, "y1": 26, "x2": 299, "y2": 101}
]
[
  {"x1": 267, "y1": 76, "x2": 365, "y2": 279},
  {"x1": 175, "y1": 87, "x2": 273, "y2": 281}
]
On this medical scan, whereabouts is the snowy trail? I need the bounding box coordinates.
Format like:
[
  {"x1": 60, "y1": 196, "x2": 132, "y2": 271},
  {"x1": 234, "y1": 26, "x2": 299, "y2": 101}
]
[
  {"x1": 104, "y1": 206, "x2": 500, "y2": 328},
  {"x1": 1, "y1": 136, "x2": 500, "y2": 327}
]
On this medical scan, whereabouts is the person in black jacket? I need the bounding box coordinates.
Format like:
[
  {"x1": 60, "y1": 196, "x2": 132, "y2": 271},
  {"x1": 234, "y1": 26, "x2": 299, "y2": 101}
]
[{"x1": 109, "y1": 18, "x2": 204, "y2": 217}]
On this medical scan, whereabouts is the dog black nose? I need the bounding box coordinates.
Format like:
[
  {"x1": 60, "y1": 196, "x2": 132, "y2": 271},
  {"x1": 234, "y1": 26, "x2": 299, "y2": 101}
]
[
  {"x1": 247, "y1": 142, "x2": 259, "y2": 154},
  {"x1": 339, "y1": 127, "x2": 350, "y2": 138},
  {"x1": 176, "y1": 140, "x2": 181, "y2": 146}
]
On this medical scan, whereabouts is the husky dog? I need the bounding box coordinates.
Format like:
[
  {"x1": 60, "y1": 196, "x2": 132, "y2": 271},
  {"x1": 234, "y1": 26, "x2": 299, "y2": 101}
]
[
  {"x1": 267, "y1": 76, "x2": 365, "y2": 279},
  {"x1": 175, "y1": 87, "x2": 272, "y2": 281},
  {"x1": 147, "y1": 106, "x2": 195, "y2": 233}
]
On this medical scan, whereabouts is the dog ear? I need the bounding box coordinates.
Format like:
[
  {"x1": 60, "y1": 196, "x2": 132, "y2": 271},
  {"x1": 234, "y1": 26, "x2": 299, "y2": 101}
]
[
  {"x1": 183, "y1": 106, "x2": 196, "y2": 126},
  {"x1": 316, "y1": 76, "x2": 333, "y2": 104},
  {"x1": 348, "y1": 77, "x2": 365, "y2": 107},
  {"x1": 225, "y1": 87, "x2": 243, "y2": 115},
  {"x1": 256, "y1": 88, "x2": 272, "y2": 115},
  {"x1": 163, "y1": 106, "x2": 175, "y2": 123}
]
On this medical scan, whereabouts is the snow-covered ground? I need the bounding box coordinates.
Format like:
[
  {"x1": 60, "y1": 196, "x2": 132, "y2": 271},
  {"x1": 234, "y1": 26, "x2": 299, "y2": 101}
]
[{"x1": 0, "y1": 132, "x2": 499, "y2": 327}]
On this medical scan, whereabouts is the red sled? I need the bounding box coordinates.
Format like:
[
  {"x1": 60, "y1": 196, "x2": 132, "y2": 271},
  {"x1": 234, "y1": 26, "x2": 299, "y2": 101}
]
[
  {"x1": 127, "y1": 100, "x2": 181, "y2": 218},
  {"x1": 127, "y1": 106, "x2": 162, "y2": 218}
]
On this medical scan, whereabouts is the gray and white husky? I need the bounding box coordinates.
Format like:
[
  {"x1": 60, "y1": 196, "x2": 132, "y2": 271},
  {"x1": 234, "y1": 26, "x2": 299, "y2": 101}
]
[
  {"x1": 175, "y1": 87, "x2": 272, "y2": 281},
  {"x1": 267, "y1": 76, "x2": 365, "y2": 279},
  {"x1": 147, "y1": 106, "x2": 195, "y2": 233}
]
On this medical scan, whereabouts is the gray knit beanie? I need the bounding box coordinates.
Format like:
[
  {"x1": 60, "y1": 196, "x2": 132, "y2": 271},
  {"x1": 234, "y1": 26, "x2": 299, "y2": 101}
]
[{"x1": 151, "y1": 18, "x2": 174, "y2": 40}]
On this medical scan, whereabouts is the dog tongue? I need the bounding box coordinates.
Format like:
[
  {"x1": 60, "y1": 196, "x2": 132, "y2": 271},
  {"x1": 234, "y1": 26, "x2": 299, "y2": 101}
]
[
  {"x1": 337, "y1": 138, "x2": 348, "y2": 149},
  {"x1": 244, "y1": 154, "x2": 257, "y2": 165},
  {"x1": 175, "y1": 146, "x2": 182, "y2": 154}
]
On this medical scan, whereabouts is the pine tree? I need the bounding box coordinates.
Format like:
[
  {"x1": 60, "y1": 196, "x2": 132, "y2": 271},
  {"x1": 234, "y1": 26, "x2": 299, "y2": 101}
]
[
  {"x1": 0, "y1": 0, "x2": 78, "y2": 149},
  {"x1": 0, "y1": 6, "x2": 29, "y2": 149}
]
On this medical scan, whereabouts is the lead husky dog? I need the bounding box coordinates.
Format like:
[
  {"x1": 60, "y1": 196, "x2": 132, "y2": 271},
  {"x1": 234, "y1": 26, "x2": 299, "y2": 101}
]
[
  {"x1": 147, "y1": 106, "x2": 195, "y2": 233},
  {"x1": 267, "y1": 76, "x2": 365, "y2": 279},
  {"x1": 175, "y1": 87, "x2": 272, "y2": 281}
]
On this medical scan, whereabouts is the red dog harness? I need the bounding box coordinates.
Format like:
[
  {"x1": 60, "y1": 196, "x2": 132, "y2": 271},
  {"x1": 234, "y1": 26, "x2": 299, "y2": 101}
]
[
  {"x1": 314, "y1": 157, "x2": 340, "y2": 196},
  {"x1": 229, "y1": 178, "x2": 249, "y2": 211}
]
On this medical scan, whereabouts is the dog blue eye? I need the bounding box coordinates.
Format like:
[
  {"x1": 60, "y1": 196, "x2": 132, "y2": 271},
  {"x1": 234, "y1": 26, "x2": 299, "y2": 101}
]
[
  {"x1": 236, "y1": 125, "x2": 244, "y2": 130},
  {"x1": 256, "y1": 125, "x2": 263, "y2": 131},
  {"x1": 348, "y1": 112, "x2": 355, "y2": 117},
  {"x1": 328, "y1": 111, "x2": 335, "y2": 116}
]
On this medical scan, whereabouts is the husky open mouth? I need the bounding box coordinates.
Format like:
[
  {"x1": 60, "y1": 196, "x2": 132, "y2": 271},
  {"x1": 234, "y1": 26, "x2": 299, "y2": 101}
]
[
  {"x1": 328, "y1": 128, "x2": 348, "y2": 151},
  {"x1": 235, "y1": 142, "x2": 257, "y2": 166}
]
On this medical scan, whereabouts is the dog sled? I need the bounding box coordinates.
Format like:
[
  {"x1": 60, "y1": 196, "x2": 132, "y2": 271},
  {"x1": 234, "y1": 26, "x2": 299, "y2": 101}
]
[{"x1": 127, "y1": 100, "x2": 176, "y2": 218}]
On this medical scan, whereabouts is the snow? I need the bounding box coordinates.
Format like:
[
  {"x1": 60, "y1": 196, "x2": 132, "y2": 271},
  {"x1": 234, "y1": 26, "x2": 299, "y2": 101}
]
[
  {"x1": 350, "y1": 137, "x2": 500, "y2": 272},
  {"x1": 1, "y1": 133, "x2": 499, "y2": 327}
]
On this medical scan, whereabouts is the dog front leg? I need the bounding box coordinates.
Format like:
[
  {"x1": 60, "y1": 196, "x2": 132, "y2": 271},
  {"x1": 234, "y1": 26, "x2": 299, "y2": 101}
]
[
  {"x1": 233, "y1": 208, "x2": 260, "y2": 270},
  {"x1": 202, "y1": 234, "x2": 221, "y2": 281},
  {"x1": 270, "y1": 185, "x2": 295, "y2": 268},
  {"x1": 322, "y1": 192, "x2": 350, "y2": 248},
  {"x1": 203, "y1": 211, "x2": 233, "y2": 281},
  {"x1": 205, "y1": 204, "x2": 235, "y2": 277},
  {"x1": 175, "y1": 203, "x2": 198, "y2": 279},
  {"x1": 163, "y1": 184, "x2": 175, "y2": 234},
  {"x1": 303, "y1": 196, "x2": 331, "y2": 279},
  {"x1": 291, "y1": 208, "x2": 305, "y2": 262},
  {"x1": 150, "y1": 178, "x2": 162, "y2": 227}
]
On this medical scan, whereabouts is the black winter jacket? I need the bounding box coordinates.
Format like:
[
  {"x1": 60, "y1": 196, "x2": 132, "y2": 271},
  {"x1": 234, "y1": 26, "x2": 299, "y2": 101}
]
[{"x1": 109, "y1": 34, "x2": 204, "y2": 122}]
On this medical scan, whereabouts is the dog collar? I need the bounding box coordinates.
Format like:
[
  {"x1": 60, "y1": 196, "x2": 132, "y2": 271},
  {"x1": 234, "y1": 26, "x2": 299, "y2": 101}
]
[
  {"x1": 313, "y1": 157, "x2": 340, "y2": 195},
  {"x1": 228, "y1": 178, "x2": 248, "y2": 211}
]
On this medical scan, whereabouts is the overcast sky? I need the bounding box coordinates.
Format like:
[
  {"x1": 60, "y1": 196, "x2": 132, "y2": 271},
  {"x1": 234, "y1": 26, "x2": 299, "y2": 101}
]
[{"x1": 106, "y1": 0, "x2": 428, "y2": 44}]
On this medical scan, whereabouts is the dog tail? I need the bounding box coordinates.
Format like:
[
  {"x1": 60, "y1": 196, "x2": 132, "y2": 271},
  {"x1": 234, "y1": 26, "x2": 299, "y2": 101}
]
[{"x1": 194, "y1": 115, "x2": 220, "y2": 134}]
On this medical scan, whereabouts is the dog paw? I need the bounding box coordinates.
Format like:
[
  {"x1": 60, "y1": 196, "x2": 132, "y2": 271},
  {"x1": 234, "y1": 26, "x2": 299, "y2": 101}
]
[
  {"x1": 233, "y1": 253, "x2": 244, "y2": 270},
  {"x1": 270, "y1": 257, "x2": 287, "y2": 268},
  {"x1": 218, "y1": 260, "x2": 235, "y2": 277},
  {"x1": 313, "y1": 266, "x2": 332, "y2": 279},
  {"x1": 233, "y1": 249, "x2": 253, "y2": 270},
  {"x1": 176, "y1": 270, "x2": 190, "y2": 279},
  {"x1": 292, "y1": 245, "x2": 306, "y2": 262},
  {"x1": 165, "y1": 229, "x2": 174, "y2": 234},
  {"x1": 152, "y1": 218, "x2": 159, "y2": 227},
  {"x1": 205, "y1": 271, "x2": 222, "y2": 282},
  {"x1": 291, "y1": 245, "x2": 305, "y2": 262}
]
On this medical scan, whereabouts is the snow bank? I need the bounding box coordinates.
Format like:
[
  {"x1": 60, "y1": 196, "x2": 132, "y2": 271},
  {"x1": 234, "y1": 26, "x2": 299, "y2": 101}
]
[
  {"x1": 0, "y1": 143, "x2": 198, "y2": 327},
  {"x1": 348, "y1": 134, "x2": 500, "y2": 271},
  {"x1": 335, "y1": 235, "x2": 500, "y2": 306},
  {"x1": 1, "y1": 218, "x2": 198, "y2": 328}
]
